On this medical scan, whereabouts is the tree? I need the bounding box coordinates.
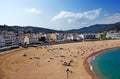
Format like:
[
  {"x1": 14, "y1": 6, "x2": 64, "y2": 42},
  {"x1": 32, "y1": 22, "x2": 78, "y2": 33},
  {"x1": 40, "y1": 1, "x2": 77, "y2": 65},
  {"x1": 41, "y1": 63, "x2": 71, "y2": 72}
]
[
  {"x1": 38, "y1": 37, "x2": 46, "y2": 42},
  {"x1": 100, "y1": 34, "x2": 106, "y2": 40}
]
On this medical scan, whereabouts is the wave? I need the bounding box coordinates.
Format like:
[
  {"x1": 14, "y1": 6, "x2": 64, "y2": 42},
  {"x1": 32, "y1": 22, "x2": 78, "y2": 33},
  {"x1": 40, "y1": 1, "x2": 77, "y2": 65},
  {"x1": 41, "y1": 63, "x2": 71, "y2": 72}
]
[{"x1": 88, "y1": 55, "x2": 98, "y2": 71}]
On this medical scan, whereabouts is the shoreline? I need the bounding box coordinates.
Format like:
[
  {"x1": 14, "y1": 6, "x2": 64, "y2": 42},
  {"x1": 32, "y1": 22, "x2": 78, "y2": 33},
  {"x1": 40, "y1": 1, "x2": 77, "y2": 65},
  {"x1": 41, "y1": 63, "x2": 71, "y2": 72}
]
[{"x1": 83, "y1": 46, "x2": 120, "y2": 79}]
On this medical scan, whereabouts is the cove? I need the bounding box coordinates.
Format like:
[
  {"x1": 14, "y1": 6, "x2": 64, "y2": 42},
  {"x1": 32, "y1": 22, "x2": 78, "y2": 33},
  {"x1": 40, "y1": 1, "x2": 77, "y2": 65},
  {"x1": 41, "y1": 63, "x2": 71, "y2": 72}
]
[{"x1": 90, "y1": 48, "x2": 120, "y2": 79}]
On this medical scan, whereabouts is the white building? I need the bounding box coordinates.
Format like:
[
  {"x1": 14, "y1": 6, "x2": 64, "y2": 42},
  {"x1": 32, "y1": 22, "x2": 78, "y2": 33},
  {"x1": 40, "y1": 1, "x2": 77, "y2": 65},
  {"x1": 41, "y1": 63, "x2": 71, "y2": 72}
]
[
  {"x1": 65, "y1": 35, "x2": 74, "y2": 41},
  {"x1": 76, "y1": 34, "x2": 84, "y2": 41},
  {"x1": 64, "y1": 34, "x2": 84, "y2": 41},
  {"x1": 24, "y1": 36, "x2": 30, "y2": 44},
  {"x1": 106, "y1": 32, "x2": 120, "y2": 39},
  {"x1": 72, "y1": 34, "x2": 83, "y2": 41}
]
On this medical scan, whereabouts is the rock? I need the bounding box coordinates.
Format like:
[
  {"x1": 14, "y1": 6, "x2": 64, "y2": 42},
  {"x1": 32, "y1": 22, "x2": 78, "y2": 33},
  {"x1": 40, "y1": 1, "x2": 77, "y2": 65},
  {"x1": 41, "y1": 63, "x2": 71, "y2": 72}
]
[
  {"x1": 33, "y1": 56, "x2": 40, "y2": 59},
  {"x1": 23, "y1": 53, "x2": 27, "y2": 57},
  {"x1": 29, "y1": 57, "x2": 32, "y2": 59}
]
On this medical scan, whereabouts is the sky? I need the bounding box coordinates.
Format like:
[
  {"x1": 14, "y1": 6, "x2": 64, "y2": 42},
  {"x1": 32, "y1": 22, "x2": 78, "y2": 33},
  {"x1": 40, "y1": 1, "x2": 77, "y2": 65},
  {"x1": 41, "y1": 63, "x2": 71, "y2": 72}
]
[{"x1": 0, "y1": 0, "x2": 120, "y2": 30}]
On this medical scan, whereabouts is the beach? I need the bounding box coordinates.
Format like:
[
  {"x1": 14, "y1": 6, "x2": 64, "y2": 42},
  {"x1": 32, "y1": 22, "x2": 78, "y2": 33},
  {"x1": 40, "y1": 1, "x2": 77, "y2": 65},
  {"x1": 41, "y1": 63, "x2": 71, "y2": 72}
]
[{"x1": 0, "y1": 40, "x2": 120, "y2": 79}]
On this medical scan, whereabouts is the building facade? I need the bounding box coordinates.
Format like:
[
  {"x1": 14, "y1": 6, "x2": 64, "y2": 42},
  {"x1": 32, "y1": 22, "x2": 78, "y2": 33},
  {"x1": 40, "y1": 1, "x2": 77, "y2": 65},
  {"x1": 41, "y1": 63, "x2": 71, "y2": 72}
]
[{"x1": 106, "y1": 32, "x2": 120, "y2": 39}]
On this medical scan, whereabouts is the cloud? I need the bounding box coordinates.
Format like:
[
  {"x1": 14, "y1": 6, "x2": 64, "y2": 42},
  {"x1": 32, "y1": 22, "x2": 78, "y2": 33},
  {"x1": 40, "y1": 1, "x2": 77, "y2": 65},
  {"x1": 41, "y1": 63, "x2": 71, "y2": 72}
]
[
  {"x1": 97, "y1": 13, "x2": 120, "y2": 24},
  {"x1": 25, "y1": 8, "x2": 40, "y2": 14},
  {"x1": 104, "y1": 13, "x2": 110, "y2": 17},
  {"x1": 51, "y1": 8, "x2": 102, "y2": 23},
  {"x1": 76, "y1": 13, "x2": 120, "y2": 29}
]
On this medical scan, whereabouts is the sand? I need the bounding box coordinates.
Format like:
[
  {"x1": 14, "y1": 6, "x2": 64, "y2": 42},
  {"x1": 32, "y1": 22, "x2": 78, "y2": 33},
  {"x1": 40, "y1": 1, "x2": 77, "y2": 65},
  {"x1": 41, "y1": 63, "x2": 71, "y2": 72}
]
[{"x1": 0, "y1": 40, "x2": 120, "y2": 79}]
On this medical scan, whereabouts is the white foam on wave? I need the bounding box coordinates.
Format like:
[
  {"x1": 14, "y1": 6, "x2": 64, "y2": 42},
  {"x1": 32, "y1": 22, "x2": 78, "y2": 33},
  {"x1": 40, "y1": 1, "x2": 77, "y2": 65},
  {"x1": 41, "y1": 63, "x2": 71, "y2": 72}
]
[
  {"x1": 88, "y1": 56, "x2": 95, "y2": 64},
  {"x1": 88, "y1": 55, "x2": 98, "y2": 71},
  {"x1": 90, "y1": 65, "x2": 93, "y2": 71}
]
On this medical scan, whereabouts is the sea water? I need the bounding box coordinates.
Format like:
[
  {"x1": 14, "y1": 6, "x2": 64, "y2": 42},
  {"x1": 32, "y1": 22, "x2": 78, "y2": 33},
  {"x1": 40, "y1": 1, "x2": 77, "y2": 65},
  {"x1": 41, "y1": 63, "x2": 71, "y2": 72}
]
[{"x1": 90, "y1": 48, "x2": 120, "y2": 79}]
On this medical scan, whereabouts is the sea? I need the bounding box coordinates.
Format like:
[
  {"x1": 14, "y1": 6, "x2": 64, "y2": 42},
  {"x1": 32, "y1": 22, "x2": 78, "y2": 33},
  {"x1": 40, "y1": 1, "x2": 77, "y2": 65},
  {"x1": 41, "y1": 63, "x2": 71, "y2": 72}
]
[{"x1": 89, "y1": 48, "x2": 120, "y2": 79}]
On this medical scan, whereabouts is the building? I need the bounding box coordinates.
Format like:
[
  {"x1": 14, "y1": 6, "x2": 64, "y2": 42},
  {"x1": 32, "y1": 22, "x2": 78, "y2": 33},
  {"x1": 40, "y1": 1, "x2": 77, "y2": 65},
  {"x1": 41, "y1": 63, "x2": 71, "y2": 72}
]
[
  {"x1": 50, "y1": 33, "x2": 57, "y2": 41},
  {"x1": 0, "y1": 36, "x2": 5, "y2": 47},
  {"x1": 83, "y1": 33, "x2": 100, "y2": 40},
  {"x1": 43, "y1": 34, "x2": 51, "y2": 42},
  {"x1": 24, "y1": 36, "x2": 30, "y2": 44},
  {"x1": 2, "y1": 32, "x2": 16, "y2": 46},
  {"x1": 79, "y1": 34, "x2": 84, "y2": 40},
  {"x1": 64, "y1": 34, "x2": 73, "y2": 41},
  {"x1": 14, "y1": 36, "x2": 21, "y2": 45},
  {"x1": 56, "y1": 33, "x2": 64, "y2": 41},
  {"x1": 106, "y1": 32, "x2": 120, "y2": 39},
  {"x1": 29, "y1": 34, "x2": 39, "y2": 44},
  {"x1": 75, "y1": 34, "x2": 84, "y2": 41}
]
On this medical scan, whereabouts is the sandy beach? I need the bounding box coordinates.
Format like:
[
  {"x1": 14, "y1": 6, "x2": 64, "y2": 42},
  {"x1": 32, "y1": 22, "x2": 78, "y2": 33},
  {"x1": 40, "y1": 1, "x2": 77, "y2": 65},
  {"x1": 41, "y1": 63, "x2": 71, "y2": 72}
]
[{"x1": 0, "y1": 40, "x2": 120, "y2": 79}]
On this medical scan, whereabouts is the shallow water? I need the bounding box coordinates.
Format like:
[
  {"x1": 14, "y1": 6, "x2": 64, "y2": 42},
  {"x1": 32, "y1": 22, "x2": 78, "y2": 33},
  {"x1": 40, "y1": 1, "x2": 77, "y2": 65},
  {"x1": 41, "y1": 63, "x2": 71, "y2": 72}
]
[{"x1": 91, "y1": 48, "x2": 120, "y2": 79}]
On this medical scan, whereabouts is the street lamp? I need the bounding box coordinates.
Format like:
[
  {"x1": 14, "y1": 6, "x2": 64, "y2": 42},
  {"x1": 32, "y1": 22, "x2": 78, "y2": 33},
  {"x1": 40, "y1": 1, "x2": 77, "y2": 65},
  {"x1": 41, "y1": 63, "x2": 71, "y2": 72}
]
[
  {"x1": 66, "y1": 68, "x2": 69, "y2": 79},
  {"x1": 66, "y1": 68, "x2": 72, "y2": 79}
]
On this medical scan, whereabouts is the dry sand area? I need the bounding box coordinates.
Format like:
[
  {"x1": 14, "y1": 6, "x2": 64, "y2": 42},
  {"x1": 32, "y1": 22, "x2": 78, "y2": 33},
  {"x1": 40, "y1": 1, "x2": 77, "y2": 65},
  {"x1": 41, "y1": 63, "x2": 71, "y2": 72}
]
[{"x1": 0, "y1": 40, "x2": 120, "y2": 79}]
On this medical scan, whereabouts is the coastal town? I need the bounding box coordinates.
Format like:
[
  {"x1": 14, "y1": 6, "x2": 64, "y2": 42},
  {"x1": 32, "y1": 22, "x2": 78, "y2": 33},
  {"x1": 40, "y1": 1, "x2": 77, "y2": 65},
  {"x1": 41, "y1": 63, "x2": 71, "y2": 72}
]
[
  {"x1": 0, "y1": 35, "x2": 120, "y2": 79},
  {"x1": 0, "y1": 30, "x2": 120, "y2": 50},
  {"x1": 0, "y1": 28, "x2": 120, "y2": 79},
  {"x1": 0, "y1": 29, "x2": 120, "y2": 79}
]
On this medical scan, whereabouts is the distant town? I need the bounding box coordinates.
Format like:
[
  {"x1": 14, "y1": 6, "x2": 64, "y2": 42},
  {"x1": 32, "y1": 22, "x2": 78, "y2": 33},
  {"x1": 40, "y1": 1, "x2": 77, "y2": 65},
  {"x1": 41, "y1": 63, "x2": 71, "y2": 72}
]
[
  {"x1": 0, "y1": 22, "x2": 120, "y2": 51},
  {"x1": 0, "y1": 30, "x2": 120, "y2": 51}
]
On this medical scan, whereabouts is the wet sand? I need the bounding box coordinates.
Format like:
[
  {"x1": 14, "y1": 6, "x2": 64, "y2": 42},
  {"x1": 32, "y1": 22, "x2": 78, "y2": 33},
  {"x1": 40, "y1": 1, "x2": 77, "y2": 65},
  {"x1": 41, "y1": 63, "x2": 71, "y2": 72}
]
[{"x1": 0, "y1": 40, "x2": 120, "y2": 79}]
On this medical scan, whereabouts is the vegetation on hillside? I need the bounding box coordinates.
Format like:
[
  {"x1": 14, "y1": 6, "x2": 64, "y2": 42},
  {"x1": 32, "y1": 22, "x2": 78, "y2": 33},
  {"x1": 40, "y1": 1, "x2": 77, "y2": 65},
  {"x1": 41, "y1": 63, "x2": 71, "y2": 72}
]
[{"x1": 0, "y1": 22, "x2": 120, "y2": 33}]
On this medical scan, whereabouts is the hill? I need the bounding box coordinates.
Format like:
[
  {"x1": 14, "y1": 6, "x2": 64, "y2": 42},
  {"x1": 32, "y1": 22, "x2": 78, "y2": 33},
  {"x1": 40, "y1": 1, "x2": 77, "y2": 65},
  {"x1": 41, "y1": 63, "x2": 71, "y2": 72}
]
[
  {"x1": 108, "y1": 22, "x2": 120, "y2": 32},
  {"x1": 0, "y1": 25, "x2": 14, "y2": 31},
  {"x1": 0, "y1": 25, "x2": 63, "y2": 33},
  {"x1": 66, "y1": 22, "x2": 120, "y2": 33},
  {"x1": 0, "y1": 22, "x2": 120, "y2": 33},
  {"x1": 12, "y1": 26, "x2": 63, "y2": 33}
]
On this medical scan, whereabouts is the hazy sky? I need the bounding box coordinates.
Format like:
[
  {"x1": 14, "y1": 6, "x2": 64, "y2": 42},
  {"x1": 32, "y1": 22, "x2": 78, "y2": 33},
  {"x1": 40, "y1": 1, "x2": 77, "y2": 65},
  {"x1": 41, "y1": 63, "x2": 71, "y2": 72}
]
[{"x1": 0, "y1": 0, "x2": 120, "y2": 30}]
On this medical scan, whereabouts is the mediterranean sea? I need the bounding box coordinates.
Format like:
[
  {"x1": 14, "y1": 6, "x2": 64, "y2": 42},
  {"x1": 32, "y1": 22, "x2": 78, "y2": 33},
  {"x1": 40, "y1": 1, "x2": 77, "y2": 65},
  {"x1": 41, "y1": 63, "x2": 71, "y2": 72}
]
[{"x1": 91, "y1": 48, "x2": 120, "y2": 79}]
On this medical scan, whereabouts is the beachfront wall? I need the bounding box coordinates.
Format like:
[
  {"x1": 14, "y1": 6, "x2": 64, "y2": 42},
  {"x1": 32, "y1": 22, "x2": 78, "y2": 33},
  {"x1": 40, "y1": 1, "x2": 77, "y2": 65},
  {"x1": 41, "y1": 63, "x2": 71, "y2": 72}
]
[{"x1": 106, "y1": 33, "x2": 120, "y2": 39}]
